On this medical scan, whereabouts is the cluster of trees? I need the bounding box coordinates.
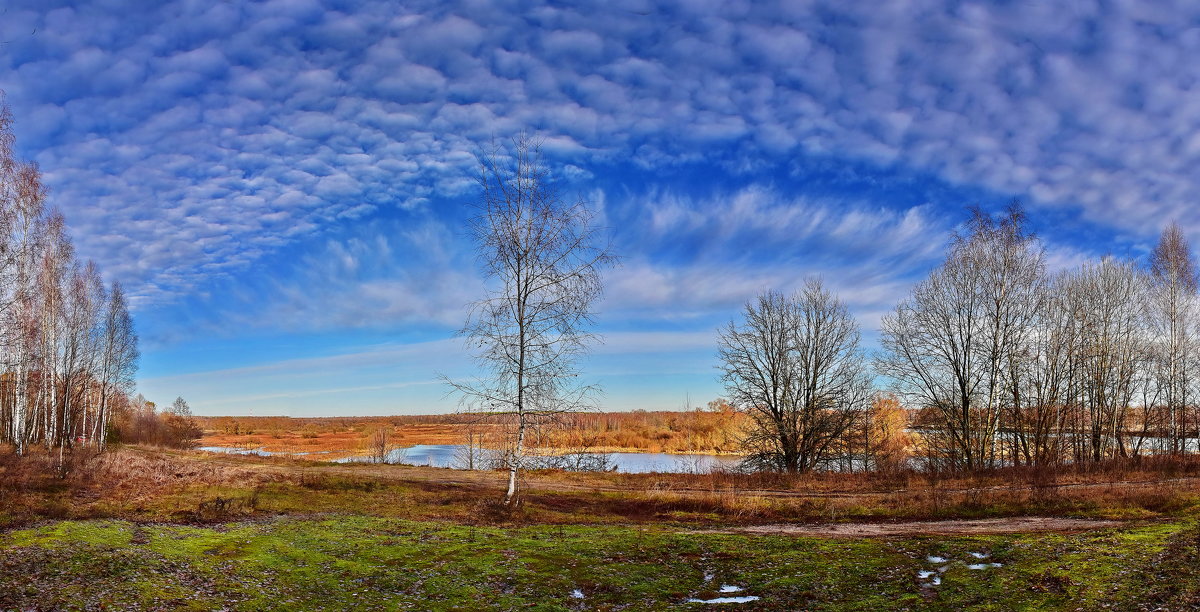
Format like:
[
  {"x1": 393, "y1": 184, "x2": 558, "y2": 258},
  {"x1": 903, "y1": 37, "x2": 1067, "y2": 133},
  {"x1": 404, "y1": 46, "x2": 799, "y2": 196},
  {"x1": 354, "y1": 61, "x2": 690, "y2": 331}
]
[
  {"x1": 451, "y1": 137, "x2": 915, "y2": 497},
  {"x1": 881, "y1": 207, "x2": 1200, "y2": 470},
  {"x1": 109, "y1": 395, "x2": 202, "y2": 449},
  {"x1": 0, "y1": 103, "x2": 139, "y2": 456},
  {"x1": 720, "y1": 204, "x2": 1200, "y2": 473},
  {"x1": 449, "y1": 136, "x2": 1200, "y2": 502},
  {"x1": 533, "y1": 403, "x2": 745, "y2": 454}
]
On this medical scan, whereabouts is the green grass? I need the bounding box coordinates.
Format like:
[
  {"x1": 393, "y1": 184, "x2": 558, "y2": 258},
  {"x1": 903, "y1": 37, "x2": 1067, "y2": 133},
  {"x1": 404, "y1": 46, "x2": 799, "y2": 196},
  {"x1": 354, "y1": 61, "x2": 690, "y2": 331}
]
[{"x1": 2, "y1": 515, "x2": 1197, "y2": 611}]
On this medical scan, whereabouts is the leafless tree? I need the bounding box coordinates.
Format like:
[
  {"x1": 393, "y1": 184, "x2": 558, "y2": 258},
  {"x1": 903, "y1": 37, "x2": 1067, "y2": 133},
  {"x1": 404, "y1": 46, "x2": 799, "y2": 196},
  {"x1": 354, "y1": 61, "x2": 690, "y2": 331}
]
[
  {"x1": 878, "y1": 205, "x2": 1044, "y2": 471},
  {"x1": 170, "y1": 397, "x2": 191, "y2": 417},
  {"x1": 368, "y1": 425, "x2": 397, "y2": 464},
  {"x1": 452, "y1": 421, "x2": 486, "y2": 470},
  {"x1": 718, "y1": 280, "x2": 871, "y2": 473},
  {"x1": 447, "y1": 134, "x2": 614, "y2": 505},
  {"x1": 1147, "y1": 222, "x2": 1198, "y2": 454},
  {"x1": 0, "y1": 100, "x2": 140, "y2": 459},
  {"x1": 1005, "y1": 274, "x2": 1079, "y2": 466},
  {"x1": 161, "y1": 396, "x2": 201, "y2": 448},
  {"x1": 94, "y1": 281, "x2": 138, "y2": 447},
  {"x1": 1062, "y1": 257, "x2": 1152, "y2": 460}
]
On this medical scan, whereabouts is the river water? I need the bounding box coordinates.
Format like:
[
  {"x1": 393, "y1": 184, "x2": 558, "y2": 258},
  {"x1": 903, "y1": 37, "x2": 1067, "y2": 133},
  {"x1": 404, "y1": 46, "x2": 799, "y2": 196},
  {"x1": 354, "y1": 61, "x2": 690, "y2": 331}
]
[
  {"x1": 198, "y1": 444, "x2": 744, "y2": 474},
  {"x1": 365, "y1": 444, "x2": 744, "y2": 473}
]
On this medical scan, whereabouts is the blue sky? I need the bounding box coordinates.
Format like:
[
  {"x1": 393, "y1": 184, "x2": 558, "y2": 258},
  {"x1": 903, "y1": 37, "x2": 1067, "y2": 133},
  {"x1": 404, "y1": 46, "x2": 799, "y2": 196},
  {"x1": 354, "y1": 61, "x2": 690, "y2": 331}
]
[{"x1": 1, "y1": 0, "x2": 1197, "y2": 415}]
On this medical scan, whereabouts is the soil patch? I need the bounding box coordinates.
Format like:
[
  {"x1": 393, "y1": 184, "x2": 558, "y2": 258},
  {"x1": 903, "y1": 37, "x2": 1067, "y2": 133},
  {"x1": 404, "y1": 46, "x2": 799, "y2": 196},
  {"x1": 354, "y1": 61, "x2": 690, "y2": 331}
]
[{"x1": 705, "y1": 516, "x2": 1126, "y2": 537}]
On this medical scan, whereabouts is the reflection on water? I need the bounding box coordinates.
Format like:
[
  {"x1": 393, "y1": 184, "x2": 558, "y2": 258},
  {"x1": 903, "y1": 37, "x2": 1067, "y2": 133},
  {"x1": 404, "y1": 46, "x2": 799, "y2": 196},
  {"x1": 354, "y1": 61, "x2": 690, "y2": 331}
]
[
  {"x1": 197, "y1": 446, "x2": 274, "y2": 456},
  {"x1": 350, "y1": 444, "x2": 461, "y2": 468},
  {"x1": 340, "y1": 444, "x2": 745, "y2": 474},
  {"x1": 200, "y1": 443, "x2": 744, "y2": 473},
  {"x1": 601, "y1": 451, "x2": 742, "y2": 474},
  {"x1": 196, "y1": 446, "x2": 334, "y2": 457}
]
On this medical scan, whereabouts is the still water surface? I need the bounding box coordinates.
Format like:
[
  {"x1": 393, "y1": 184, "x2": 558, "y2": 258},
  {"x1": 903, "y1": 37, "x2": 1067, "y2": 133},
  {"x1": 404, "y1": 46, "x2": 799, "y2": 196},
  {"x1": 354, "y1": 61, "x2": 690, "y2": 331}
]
[{"x1": 199, "y1": 444, "x2": 743, "y2": 473}]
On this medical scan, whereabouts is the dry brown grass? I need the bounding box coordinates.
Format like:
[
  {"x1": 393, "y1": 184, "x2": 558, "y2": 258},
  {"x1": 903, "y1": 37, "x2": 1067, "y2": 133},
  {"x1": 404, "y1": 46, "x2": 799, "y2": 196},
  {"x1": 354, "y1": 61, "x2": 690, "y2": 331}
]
[
  {"x1": 196, "y1": 418, "x2": 504, "y2": 457},
  {"x1": 3, "y1": 445, "x2": 1200, "y2": 529},
  {"x1": 512, "y1": 455, "x2": 1200, "y2": 524}
]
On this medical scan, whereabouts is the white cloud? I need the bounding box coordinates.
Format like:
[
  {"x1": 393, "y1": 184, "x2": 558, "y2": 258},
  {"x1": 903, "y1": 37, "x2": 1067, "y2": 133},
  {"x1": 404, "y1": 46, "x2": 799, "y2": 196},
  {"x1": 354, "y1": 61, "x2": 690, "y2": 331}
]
[
  {"x1": 1, "y1": 0, "x2": 1198, "y2": 335},
  {"x1": 600, "y1": 187, "x2": 951, "y2": 327}
]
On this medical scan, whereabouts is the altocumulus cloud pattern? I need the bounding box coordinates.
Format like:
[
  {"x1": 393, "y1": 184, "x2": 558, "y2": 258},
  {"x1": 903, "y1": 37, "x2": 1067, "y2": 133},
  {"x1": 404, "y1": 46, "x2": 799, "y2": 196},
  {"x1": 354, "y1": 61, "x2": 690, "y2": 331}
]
[{"x1": 2, "y1": 0, "x2": 1199, "y2": 414}]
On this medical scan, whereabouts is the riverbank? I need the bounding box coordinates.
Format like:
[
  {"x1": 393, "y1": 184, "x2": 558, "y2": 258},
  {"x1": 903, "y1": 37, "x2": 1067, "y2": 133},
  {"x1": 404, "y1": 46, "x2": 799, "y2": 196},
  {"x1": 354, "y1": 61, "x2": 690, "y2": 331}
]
[
  {"x1": 195, "y1": 439, "x2": 748, "y2": 464},
  {"x1": 4, "y1": 445, "x2": 1200, "y2": 529}
]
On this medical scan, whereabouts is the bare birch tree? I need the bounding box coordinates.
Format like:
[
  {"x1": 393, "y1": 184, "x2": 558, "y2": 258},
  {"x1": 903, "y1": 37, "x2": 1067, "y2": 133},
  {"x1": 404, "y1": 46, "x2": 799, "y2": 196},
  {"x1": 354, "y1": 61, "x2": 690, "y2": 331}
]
[
  {"x1": 1063, "y1": 258, "x2": 1152, "y2": 460},
  {"x1": 1006, "y1": 274, "x2": 1080, "y2": 466},
  {"x1": 95, "y1": 281, "x2": 138, "y2": 446},
  {"x1": 718, "y1": 280, "x2": 870, "y2": 473},
  {"x1": 448, "y1": 135, "x2": 614, "y2": 506},
  {"x1": 1147, "y1": 222, "x2": 1198, "y2": 454},
  {"x1": 0, "y1": 100, "x2": 140, "y2": 457}
]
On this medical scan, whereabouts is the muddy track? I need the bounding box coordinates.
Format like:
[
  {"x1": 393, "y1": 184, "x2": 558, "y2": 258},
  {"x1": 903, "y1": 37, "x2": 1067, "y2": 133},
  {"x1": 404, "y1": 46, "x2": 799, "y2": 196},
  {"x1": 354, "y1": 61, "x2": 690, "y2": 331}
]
[{"x1": 698, "y1": 516, "x2": 1128, "y2": 537}]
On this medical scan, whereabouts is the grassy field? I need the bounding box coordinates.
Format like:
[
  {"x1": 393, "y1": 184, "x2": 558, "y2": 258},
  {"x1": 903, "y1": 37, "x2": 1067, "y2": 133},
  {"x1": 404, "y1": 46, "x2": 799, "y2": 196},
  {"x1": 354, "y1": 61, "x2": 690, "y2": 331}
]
[
  {"x1": 4, "y1": 447, "x2": 1200, "y2": 610},
  {"x1": 2, "y1": 515, "x2": 1198, "y2": 610}
]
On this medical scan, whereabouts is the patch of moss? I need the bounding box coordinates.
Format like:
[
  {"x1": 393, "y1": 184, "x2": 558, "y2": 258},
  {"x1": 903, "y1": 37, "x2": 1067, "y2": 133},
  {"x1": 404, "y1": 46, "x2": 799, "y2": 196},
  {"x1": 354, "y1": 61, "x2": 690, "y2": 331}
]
[{"x1": 3, "y1": 519, "x2": 134, "y2": 549}]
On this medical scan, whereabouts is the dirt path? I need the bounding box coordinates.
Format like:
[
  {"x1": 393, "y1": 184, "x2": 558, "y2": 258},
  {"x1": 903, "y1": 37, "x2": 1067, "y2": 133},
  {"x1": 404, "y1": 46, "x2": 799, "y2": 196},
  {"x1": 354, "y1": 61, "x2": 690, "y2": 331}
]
[{"x1": 702, "y1": 516, "x2": 1127, "y2": 538}]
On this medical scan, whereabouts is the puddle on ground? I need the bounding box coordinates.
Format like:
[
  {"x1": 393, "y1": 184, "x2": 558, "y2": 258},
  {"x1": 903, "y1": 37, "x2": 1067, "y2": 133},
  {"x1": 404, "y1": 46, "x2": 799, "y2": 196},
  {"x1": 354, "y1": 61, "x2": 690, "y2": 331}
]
[
  {"x1": 917, "y1": 568, "x2": 943, "y2": 587},
  {"x1": 686, "y1": 596, "x2": 762, "y2": 604},
  {"x1": 920, "y1": 550, "x2": 1002, "y2": 585},
  {"x1": 688, "y1": 584, "x2": 756, "y2": 604},
  {"x1": 967, "y1": 563, "x2": 1003, "y2": 570},
  {"x1": 570, "y1": 589, "x2": 584, "y2": 599}
]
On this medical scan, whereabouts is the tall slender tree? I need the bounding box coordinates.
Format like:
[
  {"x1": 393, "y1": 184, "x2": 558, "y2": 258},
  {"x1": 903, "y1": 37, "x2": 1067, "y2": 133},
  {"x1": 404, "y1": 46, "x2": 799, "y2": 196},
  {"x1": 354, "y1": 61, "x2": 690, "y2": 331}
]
[
  {"x1": 0, "y1": 100, "x2": 139, "y2": 456},
  {"x1": 95, "y1": 281, "x2": 138, "y2": 446},
  {"x1": 448, "y1": 134, "x2": 614, "y2": 505},
  {"x1": 1147, "y1": 222, "x2": 1198, "y2": 454},
  {"x1": 1064, "y1": 258, "x2": 1151, "y2": 460}
]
